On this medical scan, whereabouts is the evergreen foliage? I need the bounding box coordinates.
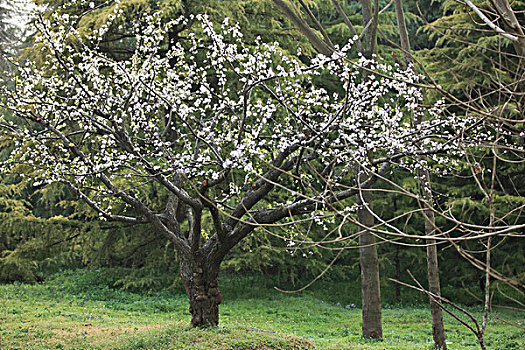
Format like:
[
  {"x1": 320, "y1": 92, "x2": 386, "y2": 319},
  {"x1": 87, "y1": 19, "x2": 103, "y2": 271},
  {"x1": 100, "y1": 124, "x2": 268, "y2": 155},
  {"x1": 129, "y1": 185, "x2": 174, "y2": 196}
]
[{"x1": 0, "y1": 2, "x2": 523, "y2": 330}]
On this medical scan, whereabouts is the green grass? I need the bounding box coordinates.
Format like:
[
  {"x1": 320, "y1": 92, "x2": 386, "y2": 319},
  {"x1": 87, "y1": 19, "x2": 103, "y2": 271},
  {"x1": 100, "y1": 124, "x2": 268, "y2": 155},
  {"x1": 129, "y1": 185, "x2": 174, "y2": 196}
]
[{"x1": 0, "y1": 269, "x2": 523, "y2": 349}]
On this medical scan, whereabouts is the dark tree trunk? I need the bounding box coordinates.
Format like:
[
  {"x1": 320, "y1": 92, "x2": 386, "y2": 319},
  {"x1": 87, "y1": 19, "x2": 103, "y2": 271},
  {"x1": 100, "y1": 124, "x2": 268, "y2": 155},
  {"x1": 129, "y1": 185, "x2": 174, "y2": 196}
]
[
  {"x1": 357, "y1": 0, "x2": 381, "y2": 334},
  {"x1": 393, "y1": 198, "x2": 401, "y2": 301},
  {"x1": 394, "y1": 244, "x2": 401, "y2": 301},
  {"x1": 427, "y1": 238, "x2": 447, "y2": 349},
  {"x1": 357, "y1": 179, "x2": 383, "y2": 339},
  {"x1": 422, "y1": 177, "x2": 447, "y2": 349},
  {"x1": 392, "y1": 0, "x2": 447, "y2": 344},
  {"x1": 179, "y1": 255, "x2": 223, "y2": 327}
]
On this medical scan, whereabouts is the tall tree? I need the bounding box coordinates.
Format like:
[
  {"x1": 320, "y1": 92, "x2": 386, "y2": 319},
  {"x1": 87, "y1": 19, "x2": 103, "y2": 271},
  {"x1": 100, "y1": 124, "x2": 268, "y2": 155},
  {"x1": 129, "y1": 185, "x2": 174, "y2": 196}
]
[
  {"x1": 394, "y1": 0, "x2": 446, "y2": 348},
  {"x1": 272, "y1": 0, "x2": 387, "y2": 339},
  {"x1": 357, "y1": 0, "x2": 383, "y2": 339},
  {"x1": 417, "y1": 2, "x2": 525, "y2": 348}
]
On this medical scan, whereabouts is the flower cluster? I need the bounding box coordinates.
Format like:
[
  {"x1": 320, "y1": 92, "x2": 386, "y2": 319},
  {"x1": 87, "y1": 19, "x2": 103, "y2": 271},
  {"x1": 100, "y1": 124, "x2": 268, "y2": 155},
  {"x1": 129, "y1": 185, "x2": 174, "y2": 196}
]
[{"x1": 0, "y1": 8, "x2": 489, "y2": 222}]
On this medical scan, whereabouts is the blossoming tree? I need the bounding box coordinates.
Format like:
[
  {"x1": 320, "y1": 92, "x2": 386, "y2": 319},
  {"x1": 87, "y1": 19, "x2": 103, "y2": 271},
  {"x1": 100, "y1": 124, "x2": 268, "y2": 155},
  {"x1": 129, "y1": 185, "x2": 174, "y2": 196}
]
[{"x1": 1, "y1": 5, "x2": 464, "y2": 326}]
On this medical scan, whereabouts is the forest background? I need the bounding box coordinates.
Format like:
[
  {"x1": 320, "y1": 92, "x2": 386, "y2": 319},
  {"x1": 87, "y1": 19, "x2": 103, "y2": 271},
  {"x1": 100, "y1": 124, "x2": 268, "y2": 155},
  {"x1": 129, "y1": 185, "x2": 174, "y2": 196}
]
[{"x1": 0, "y1": 0, "x2": 524, "y2": 349}]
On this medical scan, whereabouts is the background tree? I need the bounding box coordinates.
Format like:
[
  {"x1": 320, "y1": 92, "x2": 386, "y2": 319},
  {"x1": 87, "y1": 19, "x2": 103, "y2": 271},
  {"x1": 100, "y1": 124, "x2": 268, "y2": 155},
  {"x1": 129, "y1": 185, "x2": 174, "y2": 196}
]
[
  {"x1": 415, "y1": 1, "x2": 525, "y2": 348},
  {"x1": 0, "y1": 0, "x2": 23, "y2": 72},
  {"x1": 394, "y1": 0, "x2": 446, "y2": 347},
  {"x1": 272, "y1": 1, "x2": 525, "y2": 347},
  {"x1": 272, "y1": 0, "x2": 386, "y2": 339}
]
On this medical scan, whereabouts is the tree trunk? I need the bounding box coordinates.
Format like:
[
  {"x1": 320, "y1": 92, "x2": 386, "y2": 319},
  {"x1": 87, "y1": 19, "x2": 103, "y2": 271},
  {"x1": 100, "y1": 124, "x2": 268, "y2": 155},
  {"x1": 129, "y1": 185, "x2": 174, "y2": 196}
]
[
  {"x1": 395, "y1": 244, "x2": 401, "y2": 301},
  {"x1": 357, "y1": 177, "x2": 383, "y2": 339},
  {"x1": 393, "y1": 198, "x2": 401, "y2": 301},
  {"x1": 392, "y1": 0, "x2": 447, "y2": 343},
  {"x1": 419, "y1": 164, "x2": 446, "y2": 349},
  {"x1": 357, "y1": 0, "x2": 381, "y2": 338},
  {"x1": 271, "y1": 0, "x2": 333, "y2": 56},
  {"x1": 394, "y1": 0, "x2": 413, "y2": 67},
  {"x1": 425, "y1": 212, "x2": 447, "y2": 349},
  {"x1": 179, "y1": 255, "x2": 223, "y2": 327}
]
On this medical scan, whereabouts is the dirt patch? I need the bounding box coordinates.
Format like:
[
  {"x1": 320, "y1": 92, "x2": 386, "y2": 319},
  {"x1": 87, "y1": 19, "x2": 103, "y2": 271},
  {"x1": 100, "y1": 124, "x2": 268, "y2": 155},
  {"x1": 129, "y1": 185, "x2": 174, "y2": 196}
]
[
  {"x1": 238, "y1": 333, "x2": 314, "y2": 350},
  {"x1": 57, "y1": 323, "x2": 164, "y2": 336},
  {"x1": 284, "y1": 335, "x2": 314, "y2": 349},
  {"x1": 50, "y1": 322, "x2": 170, "y2": 346}
]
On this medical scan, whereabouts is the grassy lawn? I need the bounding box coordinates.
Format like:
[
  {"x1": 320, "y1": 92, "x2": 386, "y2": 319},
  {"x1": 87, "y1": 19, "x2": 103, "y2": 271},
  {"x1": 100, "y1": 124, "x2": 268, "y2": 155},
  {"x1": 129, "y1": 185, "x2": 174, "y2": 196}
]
[{"x1": 0, "y1": 269, "x2": 523, "y2": 349}]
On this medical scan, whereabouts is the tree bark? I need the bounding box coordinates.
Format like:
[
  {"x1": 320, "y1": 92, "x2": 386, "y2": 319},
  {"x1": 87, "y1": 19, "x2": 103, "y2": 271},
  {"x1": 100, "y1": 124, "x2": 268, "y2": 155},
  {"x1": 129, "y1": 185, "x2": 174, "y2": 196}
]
[
  {"x1": 179, "y1": 254, "x2": 223, "y2": 327},
  {"x1": 357, "y1": 172, "x2": 383, "y2": 339},
  {"x1": 393, "y1": 0, "x2": 413, "y2": 67},
  {"x1": 420, "y1": 164, "x2": 446, "y2": 349},
  {"x1": 360, "y1": 0, "x2": 378, "y2": 59},
  {"x1": 271, "y1": 0, "x2": 333, "y2": 56},
  {"x1": 395, "y1": 243, "x2": 401, "y2": 301},
  {"x1": 425, "y1": 224, "x2": 447, "y2": 349}
]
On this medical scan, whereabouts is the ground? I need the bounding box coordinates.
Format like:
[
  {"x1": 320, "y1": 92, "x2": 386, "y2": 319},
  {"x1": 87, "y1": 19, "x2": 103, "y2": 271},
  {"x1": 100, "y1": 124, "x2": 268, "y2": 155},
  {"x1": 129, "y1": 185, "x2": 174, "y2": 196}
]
[{"x1": 0, "y1": 269, "x2": 523, "y2": 349}]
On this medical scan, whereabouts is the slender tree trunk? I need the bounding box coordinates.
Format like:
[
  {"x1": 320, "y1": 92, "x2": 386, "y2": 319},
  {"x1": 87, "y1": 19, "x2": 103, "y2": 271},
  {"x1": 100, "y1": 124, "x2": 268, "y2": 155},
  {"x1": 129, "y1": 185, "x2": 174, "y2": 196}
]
[
  {"x1": 393, "y1": 0, "x2": 447, "y2": 346},
  {"x1": 419, "y1": 150, "x2": 446, "y2": 349},
  {"x1": 425, "y1": 218, "x2": 447, "y2": 349},
  {"x1": 392, "y1": 198, "x2": 401, "y2": 301},
  {"x1": 360, "y1": 0, "x2": 377, "y2": 59},
  {"x1": 395, "y1": 244, "x2": 401, "y2": 301},
  {"x1": 420, "y1": 150, "x2": 446, "y2": 349},
  {"x1": 273, "y1": 0, "x2": 383, "y2": 338},
  {"x1": 179, "y1": 254, "x2": 223, "y2": 327},
  {"x1": 357, "y1": 172, "x2": 382, "y2": 339},
  {"x1": 271, "y1": 0, "x2": 333, "y2": 56},
  {"x1": 394, "y1": 0, "x2": 412, "y2": 67}
]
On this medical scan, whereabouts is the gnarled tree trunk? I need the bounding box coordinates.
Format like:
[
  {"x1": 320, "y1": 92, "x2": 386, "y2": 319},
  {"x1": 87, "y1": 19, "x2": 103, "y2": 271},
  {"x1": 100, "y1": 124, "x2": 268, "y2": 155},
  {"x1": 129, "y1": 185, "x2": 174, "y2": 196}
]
[{"x1": 179, "y1": 254, "x2": 223, "y2": 327}]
